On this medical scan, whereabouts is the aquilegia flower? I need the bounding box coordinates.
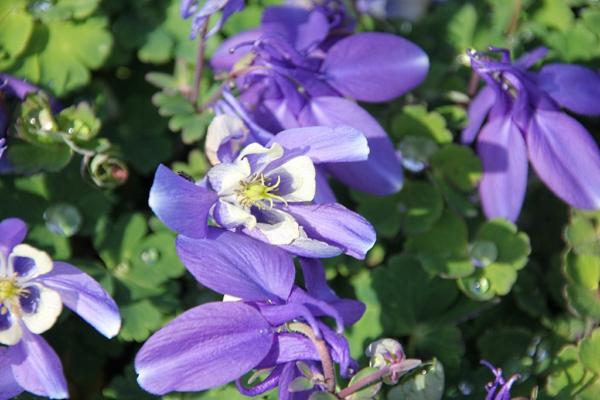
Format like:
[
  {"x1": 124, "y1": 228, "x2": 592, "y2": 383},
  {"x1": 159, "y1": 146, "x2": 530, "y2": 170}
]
[
  {"x1": 463, "y1": 47, "x2": 600, "y2": 221},
  {"x1": 0, "y1": 218, "x2": 121, "y2": 399},
  {"x1": 149, "y1": 116, "x2": 376, "y2": 259},
  {"x1": 180, "y1": 0, "x2": 244, "y2": 38},
  {"x1": 210, "y1": 3, "x2": 429, "y2": 194},
  {"x1": 135, "y1": 229, "x2": 364, "y2": 398},
  {"x1": 481, "y1": 360, "x2": 521, "y2": 400}
]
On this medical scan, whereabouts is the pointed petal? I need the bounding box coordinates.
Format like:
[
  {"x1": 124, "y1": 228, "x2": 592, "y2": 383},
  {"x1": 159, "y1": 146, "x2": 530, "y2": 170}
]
[
  {"x1": 538, "y1": 64, "x2": 600, "y2": 116},
  {"x1": 462, "y1": 87, "x2": 495, "y2": 144},
  {"x1": 477, "y1": 117, "x2": 528, "y2": 222},
  {"x1": 176, "y1": 228, "x2": 295, "y2": 301},
  {"x1": 9, "y1": 332, "x2": 68, "y2": 399},
  {"x1": 148, "y1": 164, "x2": 218, "y2": 238},
  {"x1": 0, "y1": 348, "x2": 23, "y2": 399},
  {"x1": 526, "y1": 109, "x2": 600, "y2": 210},
  {"x1": 280, "y1": 236, "x2": 343, "y2": 259},
  {"x1": 314, "y1": 167, "x2": 336, "y2": 204},
  {"x1": 40, "y1": 262, "x2": 121, "y2": 338},
  {"x1": 300, "y1": 97, "x2": 402, "y2": 195},
  {"x1": 515, "y1": 47, "x2": 548, "y2": 68},
  {"x1": 270, "y1": 126, "x2": 369, "y2": 164},
  {"x1": 0, "y1": 218, "x2": 27, "y2": 260},
  {"x1": 286, "y1": 203, "x2": 376, "y2": 259},
  {"x1": 135, "y1": 302, "x2": 274, "y2": 395},
  {"x1": 322, "y1": 33, "x2": 429, "y2": 102}
]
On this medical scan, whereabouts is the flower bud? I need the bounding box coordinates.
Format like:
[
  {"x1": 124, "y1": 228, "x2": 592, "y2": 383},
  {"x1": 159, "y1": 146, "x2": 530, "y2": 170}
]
[
  {"x1": 366, "y1": 338, "x2": 421, "y2": 385},
  {"x1": 89, "y1": 154, "x2": 128, "y2": 188}
]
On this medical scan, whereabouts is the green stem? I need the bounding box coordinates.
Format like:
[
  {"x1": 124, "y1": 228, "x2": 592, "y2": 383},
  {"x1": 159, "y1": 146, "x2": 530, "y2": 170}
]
[
  {"x1": 286, "y1": 322, "x2": 336, "y2": 392},
  {"x1": 337, "y1": 366, "x2": 391, "y2": 399},
  {"x1": 190, "y1": 22, "x2": 209, "y2": 105}
]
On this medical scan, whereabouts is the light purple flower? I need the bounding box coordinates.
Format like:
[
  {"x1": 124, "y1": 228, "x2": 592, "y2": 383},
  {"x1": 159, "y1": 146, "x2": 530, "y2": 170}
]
[
  {"x1": 149, "y1": 117, "x2": 376, "y2": 259},
  {"x1": 210, "y1": 5, "x2": 429, "y2": 195},
  {"x1": 0, "y1": 218, "x2": 121, "y2": 399},
  {"x1": 481, "y1": 360, "x2": 520, "y2": 400},
  {"x1": 463, "y1": 47, "x2": 600, "y2": 221},
  {"x1": 180, "y1": 0, "x2": 244, "y2": 38},
  {"x1": 135, "y1": 229, "x2": 364, "y2": 397}
]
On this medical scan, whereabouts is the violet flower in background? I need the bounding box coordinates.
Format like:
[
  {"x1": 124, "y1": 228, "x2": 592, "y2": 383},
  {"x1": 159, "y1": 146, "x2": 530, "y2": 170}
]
[
  {"x1": 356, "y1": 0, "x2": 432, "y2": 21},
  {"x1": 149, "y1": 116, "x2": 376, "y2": 259},
  {"x1": 210, "y1": 3, "x2": 429, "y2": 195},
  {"x1": 463, "y1": 47, "x2": 600, "y2": 222},
  {"x1": 135, "y1": 229, "x2": 364, "y2": 398},
  {"x1": 0, "y1": 218, "x2": 121, "y2": 399},
  {"x1": 481, "y1": 360, "x2": 520, "y2": 400},
  {"x1": 180, "y1": 0, "x2": 244, "y2": 38}
]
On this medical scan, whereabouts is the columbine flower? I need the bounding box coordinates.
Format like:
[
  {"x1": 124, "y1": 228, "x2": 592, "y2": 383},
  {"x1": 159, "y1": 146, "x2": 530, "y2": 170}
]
[
  {"x1": 135, "y1": 229, "x2": 364, "y2": 398},
  {"x1": 0, "y1": 218, "x2": 121, "y2": 399},
  {"x1": 149, "y1": 116, "x2": 376, "y2": 259},
  {"x1": 463, "y1": 47, "x2": 600, "y2": 221},
  {"x1": 180, "y1": 0, "x2": 244, "y2": 39},
  {"x1": 482, "y1": 360, "x2": 520, "y2": 400},
  {"x1": 210, "y1": 4, "x2": 429, "y2": 195}
]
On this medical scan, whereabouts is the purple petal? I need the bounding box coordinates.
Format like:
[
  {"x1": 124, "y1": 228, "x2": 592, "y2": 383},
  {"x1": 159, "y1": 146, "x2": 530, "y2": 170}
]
[
  {"x1": 0, "y1": 74, "x2": 40, "y2": 100},
  {"x1": 135, "y1": 302, "x2": 274, "y2": 395},
  {"x1": 39, "y1": 261, "x2": 121, "y2": 339},
  {"x1": 300, "y1": 97, "x2": 403, "y2": 195},
  {"x1": 462, "y1": 87, "x2": 495, "y2": 144},
  {"x1": 286, "y1": 203, "x2": 376, "y2": 259},
  {"x1": 270, "y1": 126, "x2": 369, "y2": 164},
  {"x1": 0, "y1": 218, "x2": 27, "y2": 259},
  {"x1": 148, "y1": 164, "x2": 218, "y2": 239},
  {"x1": 515, "y1": 47, "x2": 548, "y2": 68},
  {"x1": 526, "y1": 109, "x2": 600, "y2": 210},
  {"x1": 256, "y1": 333, "x2": 320, "y2": 367},
  {"x1": 8, "y1": 331, "x2": 68, "y2": 399},
  {"x1": 538, "y1": 64, "x2": 600, "y2": 116},
  {"x1": 314, "y1": 168, "x2": 336, "y2": 204},
  {"x1": 176, "y1": 228, "x2": 295, "y2": 301},
  {"x1": 0, "y1": 347, "x2": 23, "y2": 399},
  {"x1": 321, "y1": 33, "x2": 429, "y2": 102},
  {"x1": 262, "y1": 6, "x2": 330, "y2": 51},
  {"x1": 299, "y1": 258, "x2": 365, "y2": 326},
  {"x1": 211, "y1": 29, "x2": 262, "y2": 72},
  {"x1": 477, "y1": 116, "x2": 528, "y2": 222}
]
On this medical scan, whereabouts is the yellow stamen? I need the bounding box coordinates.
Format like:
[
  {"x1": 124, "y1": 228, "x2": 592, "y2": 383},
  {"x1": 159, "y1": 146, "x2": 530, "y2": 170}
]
[{"x1": 236, "y1": 173, "x2": 287, "y2": 209}]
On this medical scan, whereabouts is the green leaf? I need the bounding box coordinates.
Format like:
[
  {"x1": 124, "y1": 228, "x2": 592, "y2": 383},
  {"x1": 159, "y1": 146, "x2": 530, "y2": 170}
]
[
  {"x1": 309, "y1": 393, "x2": 338, "y2": 400},
  {"x1": 398, "y1": 181, "x2": 444, "y2": 236},
  {"x1": 546, "y1": 345, "x2": 599, "y2": 398},
  {"x1": 579, "y1": 329, "x2": 600, "y2": 375},
  {"x1": 390, "y1": 105, "x2": 453, "y2": 144},
  {"x1": 564, "y1": 211, "x2": 600, "y2": 256},
  {"x1": 0, "y1": 0, "x2": 34, "y2": 69},
  {"x1": 564, "y1": 252, "x2": 600, "y2": 290},
  {"x1": 7, "y1": 140, "x2": 72, "y2": 174},
  {"x1": 388, "y1": 359, "x2": 445, "y2": 400},
  {"x1": 447, "y1": 4, "x2": 477, "y2": 52},
  {"x1": 289, "y1": 377, "x2": 315, "y2": 393},
  {"x1": 474, "y1": 219, "x2": 531, "y2": 270},
  {"x1": 9, "y1": 16, "x2": 113, "y2": 96},
  {"x1": 118, "y1": 299, "x2": 165, "y2": 342},
  {"x1": 534, "y1": 0, "x2": 575, "y2": 32},
  {"x1": 348, "y1": 271, "x2": 384, "y2": 356},
  {"x1": 430, "y1": 144, "x2": 482, "y2": 192}
]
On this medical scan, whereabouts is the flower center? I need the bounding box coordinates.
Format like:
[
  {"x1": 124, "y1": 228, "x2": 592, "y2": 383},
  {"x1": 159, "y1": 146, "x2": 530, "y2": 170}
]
[
  {"x1": 0, "y1": 276, "x2": 28, "y2": 302},
  {"x1": 236, "y1": 173, "x2": 287, "y2": 209}
]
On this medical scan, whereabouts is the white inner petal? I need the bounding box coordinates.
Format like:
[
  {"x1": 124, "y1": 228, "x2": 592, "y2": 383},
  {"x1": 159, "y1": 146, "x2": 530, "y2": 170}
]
[
  {"x1": 21, "y1": 284, "x2": 63, "y2": 335},
  {"x1": 207, "y1": 159, "x2": 251, "y2": 196},
  {"x1": 214, "y1": 199, "x2": 257, "y2": 230},
  {"x1": 255, "y1": 209, "x2": 301, "y2": 245},
  {"x1": 237, "y1": 143, "x2": 284, "y2": 173},
  {"x1": 9, "y1": 244, "x2": 54, "y2": 279},
  {"x1": 205, "y1": 114, "x2": 248, "y2": 165},
  {"x1": 0, "y1": 313, "x2": 22, "y2": 346},
  {"x1": 267, "y1": 155, "x2": 316, "y2": 202}
]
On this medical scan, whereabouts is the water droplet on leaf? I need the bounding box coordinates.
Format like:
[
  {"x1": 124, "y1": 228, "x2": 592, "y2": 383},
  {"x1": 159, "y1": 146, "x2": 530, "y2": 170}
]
[
  {"x1": 140, "y1": 248, "x2": 160, "y2": 266},
  {"x1": 469, "y1": 276, "x2": 490, "y2": 295},
  {"x1": 469, "y1": 240, "x2": 498, "y2": 268},
  {"x1": 399, "y1": 136, "x2": 438, "y2": 173},
  {"x1": 43, "y1": 203, "x2": 82, "y2": 237},
  {"x1": 458, "y1": 381, "x2": 473, "y2": 395}
]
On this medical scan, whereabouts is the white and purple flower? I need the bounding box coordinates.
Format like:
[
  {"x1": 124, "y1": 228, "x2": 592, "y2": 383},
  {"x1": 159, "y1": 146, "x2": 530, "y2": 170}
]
[
  {"x1": 463, "y1": 47, "x2": 600, "y2": 221},
  {"x1": 0, "y1": 218, "x2": 121, "y2": 399},
  {"x1": 149, "y1": 116, "x2": 376, "y2": 259}
]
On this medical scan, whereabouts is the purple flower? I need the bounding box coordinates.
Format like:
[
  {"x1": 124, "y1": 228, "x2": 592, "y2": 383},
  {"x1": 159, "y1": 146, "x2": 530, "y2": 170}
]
[
  {"x1": 0, "y1": 218, "x2": 121, "y2": 399},
  {"x1": 356, "y1": 0, "x2": 431, "y2": 21},
  {"x1": 180, "y1": 0, "x2": 244, "y2": 39},
  {"x1": 210, "y1": 5, "x2": 429, "y2": 195},
  {"x1": 149, "y1": 117, "x2": 376, "y2": 259},
  {"x1": 463, "y1": 47, "x2": 600, "y2": 221},
  {"x1": 135, "y1": 229, "x2": 364, "y2": 397},
  {"x1": 482, "y1": 360, "x2": 520, "y2": 400}
]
